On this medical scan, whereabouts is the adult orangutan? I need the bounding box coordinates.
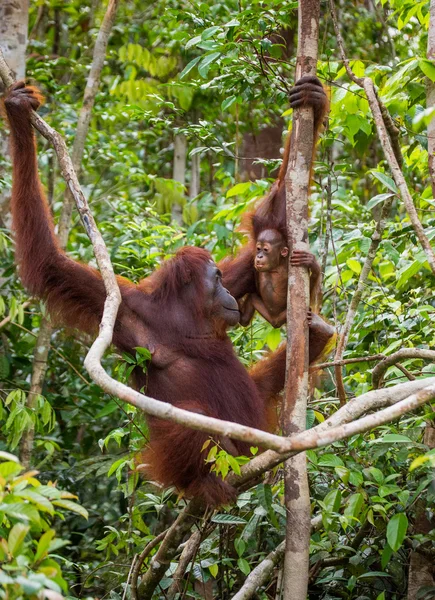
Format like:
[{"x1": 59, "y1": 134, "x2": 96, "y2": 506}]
[
  {"x1": 3, "y1": 82, "x2": 287, "y2": 506},
  {"x1": 219, "y1": 75, "x2": 335, "y2": 363}
]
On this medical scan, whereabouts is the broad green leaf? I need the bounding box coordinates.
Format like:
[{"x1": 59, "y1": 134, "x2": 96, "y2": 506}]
[
  {"x1": 95, "y1": 400, "x2": 119, "y2": 419},
  {"x1": 256, "y1": 484, "x2": 272, "y2": 512},
  {"x1": 226, "y1": 182, "x2": 251, "y2": 198},
  {"x1": 324, "y1": 489, "x2": 342, "y2": 513},
  {"x1": 185, "y1": 35, "x2": 202, "y2": 50},
  {"x1": 237, "y1": 557, "x2": 251, "y2": 576},
  {"x1": 8, "y1": 523, "x2": 30, "y2": 557},
  {"x1": 371, "y1": 171, "x2": 398, "y2": 193},
  {"x1": 221, "y1": 95, "x2": 237, "y2": 111},
  {"x1": 367, "y1": 193, "x2": 395, "y2": 210},
  {"x1": 227, "y1": 455, "x2": 241, "y2": 476},
  {"x1": 52, "y1": 500, "x2": 88, "y2": 519},
  {"x1": 34, "y1": 529, "x2": 55, "y2": 563},
  {"x1": 344, "y1": 493, "x2": 364, "y2": 519},
  {"x1": 234, "y1": 537, "x2": 246, "y2": 557},
  {"x1": 387, "y1": 513, "x2": 408, "y2": 552},
  {"x1": 346, "y1": 259, "x2": 361, "y2": 274},
  {"x1": 198, "y1": 52, "x2": 221, "y2": 78},
  {"x1": 266, "y1": 328, "x2": 282, "y2": 351},
  {"x1": 419, "y1": 58, "x2": 435, "y2": 82},
  {"x1": 397, "y1": 260, "x2": 425, "y2": 288},
  {"x1": 318, "y1": 454, "x2": 344, "y2": 468},
  {"x1": 209, "y1": 563, "x2": 218, "y2": 578},
  {"x1": 179, "y1": 56, "x2": 201, "y2": 79}
]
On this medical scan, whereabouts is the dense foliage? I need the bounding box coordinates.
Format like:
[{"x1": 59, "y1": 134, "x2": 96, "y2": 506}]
[{"x1": 0, "y1": 0, "x2": 434, "y2": 598}]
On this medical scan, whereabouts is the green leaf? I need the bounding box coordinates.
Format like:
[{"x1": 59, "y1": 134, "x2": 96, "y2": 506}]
[
  {"x1": 349, "y1": 470, "x2": 363, "y2": 487},
  {"x1": 227, "y1": 455, "x2": 241, "y2": 476},
  {"x1": 346, "y1": 259, "x2": 361, "y2": 274},
  {"x1": 371, "y1": 171, "x2": 398, "y2": 193},
  {"x1": 8, "y1": 523, "x2": 30, "y2": 557},
  {"x1": 95, "y1": 400, "x2": 119, "y2": 419},
  {"x1": 266, "y1": 328, "x2": 282, "y2": 351},
  {"x1": 237, "y1": 557, "x2": 251, "y2": 576},
  {"x1": 211, "y1": 514, "x2": 247, "y2": 524},
  {"x1": 185, "y1": 35, "x2": 202, "y2": 50},
  {"x1": 386, "y1": 513, "x2": 408, "y2": 552},
  {"x1": 52, "y1": 499, "x2": 89, "y2": 519},
  {"x1": 344, "y1": 493, "x2": 364, "y2": 519},
  {"x1": 256, "y1": 484, "x2": 272, "y2": 512},
  {"x1": 234, "y1": 537, "x2": 246, "y2": 557},
  {"x1": 397, "y1": 259, "x2": 425, "y2": 288},
  {"x1": 34, "y1": 529, "x2": 55, "y2": 563},
  {"x1": 179, "y1": 56, "x2": 201, "y2": 79},
  {"x1": 367, "y1": 193, "x2": 395, "y2": 210},
  {"x1": 209, "y1": 563, "x2": 218, "y2": 578},
  {"x1": 198, "y1": 52, "x2": 221, "y2": 78},
  {"x1": 374, "y1": 434, "x2": 413, "y2": 444},
  {"x1": 318, "y1": 454, "x2": 344, "y2": 468},
  {"x1": 226, "y1": 182, "x2": 251, "y2": 198},
  {"x1": 221, "y1": 95, "x2": 237, "y2": 111},
  {"x1": 324, "y1": 489, "x2": 342, "y2": 513},
  {"x1": 17, "y1": 490, "x2": 54, "y2": 514},
  {"x1": 419, "y1": 58, "x2": 435, "y2": 82}
]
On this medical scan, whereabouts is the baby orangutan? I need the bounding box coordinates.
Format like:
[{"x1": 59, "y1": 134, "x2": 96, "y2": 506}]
[
  {"x1": 237, "y1": 228, "x2": 334, "y2": 363},
  {"x1": 239, "y1": 229, "x2": 319, "y2": 328}
]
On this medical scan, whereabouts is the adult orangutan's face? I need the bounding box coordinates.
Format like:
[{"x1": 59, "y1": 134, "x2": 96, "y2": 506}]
[{"x1": 203, "y1": 262, "x2": 240, "y2": 325}]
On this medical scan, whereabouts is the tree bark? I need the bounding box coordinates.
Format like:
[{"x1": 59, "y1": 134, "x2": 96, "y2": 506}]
[
  {"x1": 189, "y1": 150, "x2": 200, "y2": 200},
  {"x1": 172, "y1": 133, "x2": 187, "y2": 224},
  {"x1": 0, "y1": 0, "x2": 28, "y2": 81},
  {"x1": 0, "y1": 0, "x2": 29, "y2": 225},
  {"x1": 282, "y1": 1, "x2": 320, "y2": 598}
]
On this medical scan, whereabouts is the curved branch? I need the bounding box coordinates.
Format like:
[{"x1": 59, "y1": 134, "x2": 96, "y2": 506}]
[
  {"x1": 130, "y1": 530, "x2": 168, "y2": 600},
  {"x1": 372, "y1": 349, "x2": 435, "y2": 389}
]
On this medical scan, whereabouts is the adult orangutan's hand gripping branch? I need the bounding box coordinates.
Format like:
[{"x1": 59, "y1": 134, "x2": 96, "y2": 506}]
[
  {"x1": 219, "y1": 76, "x2": 335, "y2": 363},
  {"x1": 3, "y1": 81, "x2": 288, "y2": 507}
]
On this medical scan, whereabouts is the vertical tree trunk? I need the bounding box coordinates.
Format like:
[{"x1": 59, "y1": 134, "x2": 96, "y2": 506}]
[
  {"x1": 0, "y1": 0, "x2": 29, "y2": 225},
  {"x1": 172, "y1": 133, "x2": 187, "y2": 224},
  {"x1": 19, "y1": 0, "x2": 119, "y2": 468},
  {"x1": 189, "y1": 151, "x2": 200, "y2": 200},
  {"x1": 282, "y1": 2, "x2": 320, "y2": 598},
  {"x1": 0, "y1": 0, "x2": 29, "y2": 81}
]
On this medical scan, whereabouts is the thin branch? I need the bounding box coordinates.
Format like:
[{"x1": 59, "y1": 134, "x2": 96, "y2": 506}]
[
  {"x1": 0, "y1": 300, "x2": 31, "y2": 329},
  {"x1": 137, "y1": 499, "x2": 205, "y2": 599},
  {"x1": 333, "y1": 195, "x2": 394, "y2": 405},
  {"x1": 232, "y1": 541, "x2": 285, "y2": 600},
  {"x1": 130, "y1": 530, "x2": 168, "y2": 600},
  {"x1": 372, "y1": 349, "x2": 435, "y2": 389},
  {"x1": 311, "y1": 353, "x2": 386, "y2": 371}
]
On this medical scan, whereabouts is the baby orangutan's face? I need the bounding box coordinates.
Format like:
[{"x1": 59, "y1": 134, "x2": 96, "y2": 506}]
[{"x1": 254, "y1": 229, "x2": 289, "y2": 272}]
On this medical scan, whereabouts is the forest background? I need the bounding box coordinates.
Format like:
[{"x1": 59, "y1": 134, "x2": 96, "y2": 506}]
[{"x1": 0, "y1": 0, "x2": 435, "y2": 599}]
